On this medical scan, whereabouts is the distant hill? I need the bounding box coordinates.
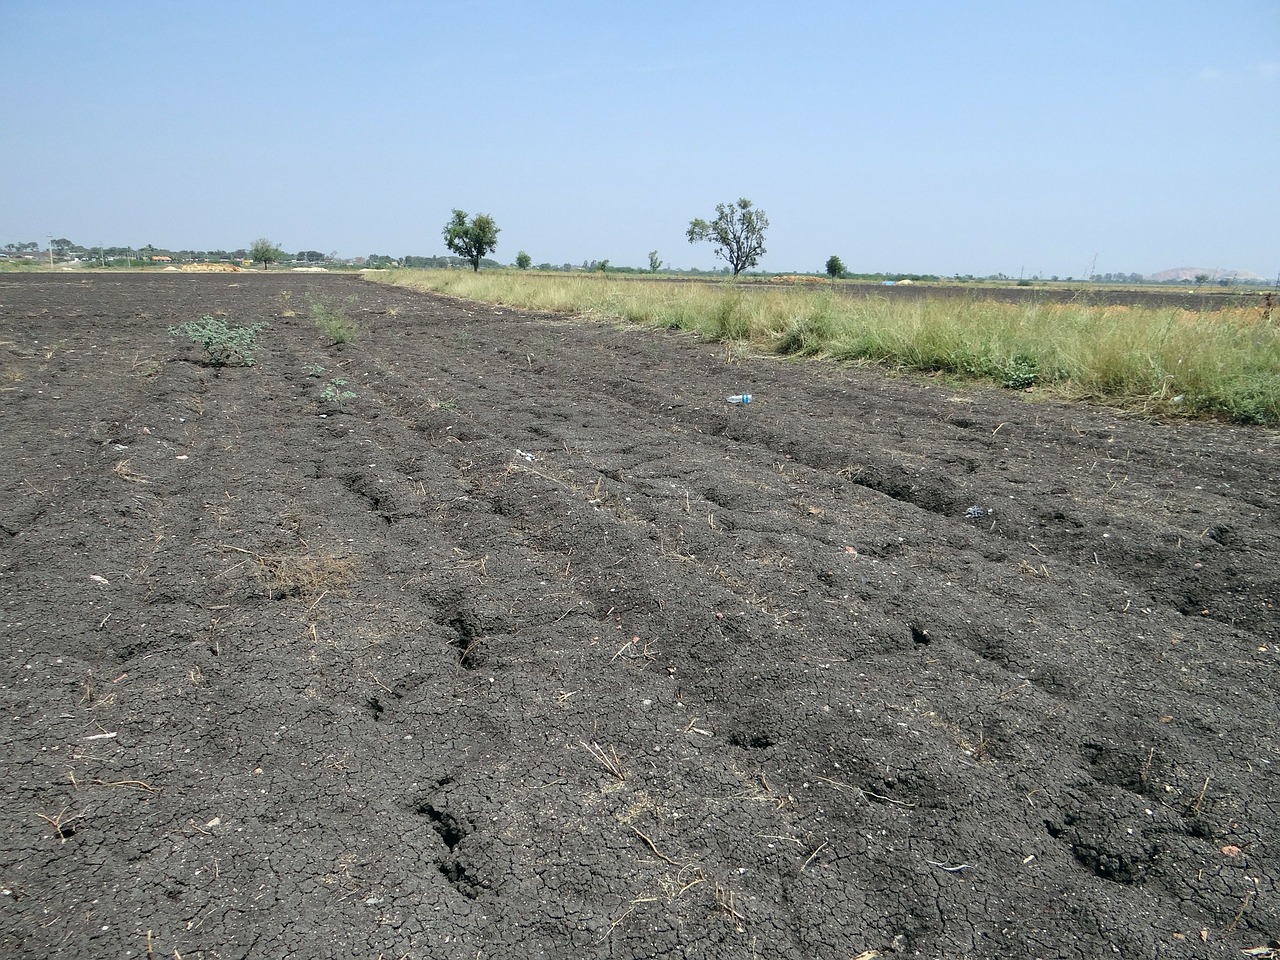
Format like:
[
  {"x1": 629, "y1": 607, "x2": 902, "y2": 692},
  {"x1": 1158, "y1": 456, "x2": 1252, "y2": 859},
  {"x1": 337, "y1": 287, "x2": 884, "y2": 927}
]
[{"x1": 1146, "y1": 267, "x2": 1266, "y2": 282}]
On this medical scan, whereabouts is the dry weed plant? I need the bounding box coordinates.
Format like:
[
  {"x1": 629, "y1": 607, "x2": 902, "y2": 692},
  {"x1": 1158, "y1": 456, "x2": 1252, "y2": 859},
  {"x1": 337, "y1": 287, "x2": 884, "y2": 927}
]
[
  {"x1": 256, "y1": 552, "x2": 356, "y2": 598},
  {"x1": 713, "y1": 882, "x2": 747, "y2": 930},
  {"x1": 79, "y1": 671, "x2": 116, "y2": 708},
  {"x1": 35, "y1": 805, "x2": 83, "y2": 843},
  {"x1": 130, "y1": 352, "x2": 161, "y2": 377},
  {"x1": 112, "y1": 460, "x2": 152, "y2": 484},
  {"x1": 581, "y1": 741, "x2": 627, "y2": 782},
  {"x1": 218, "y1": 544, "x2": 356, "y2": 600}
]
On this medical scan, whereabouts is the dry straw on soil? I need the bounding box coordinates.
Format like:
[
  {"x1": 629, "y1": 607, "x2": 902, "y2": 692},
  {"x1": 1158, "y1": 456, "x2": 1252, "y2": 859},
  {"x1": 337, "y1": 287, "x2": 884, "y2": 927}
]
[{"x1": 218, "y1": 544, "x2": 356, "y2": 600}]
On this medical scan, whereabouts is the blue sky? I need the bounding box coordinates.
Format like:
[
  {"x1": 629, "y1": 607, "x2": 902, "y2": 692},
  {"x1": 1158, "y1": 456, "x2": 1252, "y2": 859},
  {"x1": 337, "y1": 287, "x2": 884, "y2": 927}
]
[{"x1": 2, "y1": 1, "x2": 1276, "y2": 277}]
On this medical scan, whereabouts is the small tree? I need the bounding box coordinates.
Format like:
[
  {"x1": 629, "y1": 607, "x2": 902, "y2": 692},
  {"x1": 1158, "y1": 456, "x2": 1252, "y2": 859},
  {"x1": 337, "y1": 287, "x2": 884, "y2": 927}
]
[
  {"x1": 515, "y1": 250, "x2": 532, "y2": 270},
  {"x1": 686, "y1": 198, "x2": 768, "y2": 276},
  {"x1": 250, "y1": 238, "x2": 283, "y2": 270},
  {"x1": 648, "y1": 250, "x2": 663, "y2": 273},
  {"x1": 443, "y1": 210, "x2": 499, "y2": 272},
  {"x1": 826, "y1": 255, "x2": 846, "y2": 279}
]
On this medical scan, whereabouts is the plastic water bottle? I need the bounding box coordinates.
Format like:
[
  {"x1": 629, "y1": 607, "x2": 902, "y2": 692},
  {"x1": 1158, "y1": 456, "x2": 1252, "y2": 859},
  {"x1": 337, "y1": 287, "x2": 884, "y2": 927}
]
[{"x1": 725, "y1": 394, "x2": 752, "y2": 405}]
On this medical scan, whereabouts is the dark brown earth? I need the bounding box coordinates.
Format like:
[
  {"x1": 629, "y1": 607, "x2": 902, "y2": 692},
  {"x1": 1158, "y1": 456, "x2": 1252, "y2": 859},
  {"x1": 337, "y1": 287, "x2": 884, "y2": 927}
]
[{"x1": 2, "y1": 273, "x2": 1277, "y2": 960}]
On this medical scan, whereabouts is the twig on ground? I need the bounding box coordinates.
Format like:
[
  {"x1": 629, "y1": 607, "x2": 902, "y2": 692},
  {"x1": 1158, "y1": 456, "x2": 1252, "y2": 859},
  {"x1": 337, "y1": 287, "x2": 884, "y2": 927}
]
[
  {"x1": 799, "y1": 841, "x2": 828, "y2": 873},
  {"x1": 813, "y1": 774, "x2": 917, "y2": 808},
  {"x1": 630, "y1": 826, "x2": 683, "y2": 867},
  {"x1": 35, "y1": 805, "x2": 82, "y2": 843},
  {"x1": 1223, "y1": 875, "x2": 1259, "y2": 933},
  {"x1": 925, "y1": 859, "x2": 972, "y2": 872},
  {"x1": 1191, "y1": 775, "x2": 1211, "y2": 816},
  {"x1": 713, "y1": 882, "x2": 746, "y2": 930},
  {"x1": 684, "y1": 718, "x2": 713, "y2": 736},
  {"x1": 598, "y1": 904, "x2": 635, "y2": 943},
  {"x1": 85, "y1": 778, "x2": 159, "y2": 793}
]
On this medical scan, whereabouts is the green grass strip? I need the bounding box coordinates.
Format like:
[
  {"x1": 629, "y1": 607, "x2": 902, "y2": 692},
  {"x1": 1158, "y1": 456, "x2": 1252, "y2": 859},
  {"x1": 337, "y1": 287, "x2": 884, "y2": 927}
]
[{"x1": 366, "y1": 269, "x2": 1280, "y2": 424}]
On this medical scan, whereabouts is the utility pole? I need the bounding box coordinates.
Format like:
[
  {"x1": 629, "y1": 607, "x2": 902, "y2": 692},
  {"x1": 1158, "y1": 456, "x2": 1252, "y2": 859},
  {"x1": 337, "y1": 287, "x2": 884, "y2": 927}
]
[{"x1": 47, "y1": 236, "x2": 53, "y2": 269}]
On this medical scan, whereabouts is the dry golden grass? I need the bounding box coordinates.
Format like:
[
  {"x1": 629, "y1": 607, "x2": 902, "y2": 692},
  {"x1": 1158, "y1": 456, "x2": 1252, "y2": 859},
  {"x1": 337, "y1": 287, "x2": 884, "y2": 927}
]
[
  {"x1": 255, "y1": 552, "x2": 356, "y2": 598},
  {"x1": 368, "y1": 269, "x2": 1280, "y2": 423}
]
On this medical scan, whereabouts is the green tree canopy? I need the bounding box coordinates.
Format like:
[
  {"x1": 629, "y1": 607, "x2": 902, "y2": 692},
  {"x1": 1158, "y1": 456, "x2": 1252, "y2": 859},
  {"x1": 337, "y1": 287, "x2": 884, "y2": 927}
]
[
  {"x1": 515, "y1": 250, "x2": 532, "y2": 270},
  {"x1": 686, "y1": 198, "x2": 768, "y2": 276},
  {"x1": 443, "y1": 210, "x2": 500, "y2": 272},
  {"x1": 250, "y1": 238, "x2": 284, "y2": 270},
  {"x1": 648, "y1": 250, "x2": 662, "y2": 273},
  {"x1": 826, "y1": 255, "x2": 846, "y2": 278}
]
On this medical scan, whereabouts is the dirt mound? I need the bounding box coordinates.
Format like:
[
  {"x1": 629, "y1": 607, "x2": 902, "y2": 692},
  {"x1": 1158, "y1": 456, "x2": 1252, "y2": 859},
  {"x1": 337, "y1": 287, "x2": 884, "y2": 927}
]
[
  {"x1": 766, "y1": 273, "x2": 830, "y2": 284},
  {"x1": 1, "y1": 273, "x2": 1277, "y2": 960},
  {"x1": 179, "y1": 262, "x2": 241, "y2": 272}
]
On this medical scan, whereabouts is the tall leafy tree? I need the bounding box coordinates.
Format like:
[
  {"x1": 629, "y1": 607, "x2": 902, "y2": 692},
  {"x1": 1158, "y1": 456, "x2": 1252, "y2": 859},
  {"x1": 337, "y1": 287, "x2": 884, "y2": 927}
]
[
  {"x1": 250, "y1": 238, "x2": 283, "y2": 270},
  {"x1": 515, "y1": 250, "x2": 532, "y2": 270},
  {"x1": 648, "y1": 250, "x2": 663, "y2": 273},
  {"x1": 443, "y1": 210, "x2": 499, "y2": 272},
  {"x1": 826, "y1": 255, "x2": 846, "y2": 278},
  {"x1": 686, "y1": 198, "x2": 768, "y2": 276}
]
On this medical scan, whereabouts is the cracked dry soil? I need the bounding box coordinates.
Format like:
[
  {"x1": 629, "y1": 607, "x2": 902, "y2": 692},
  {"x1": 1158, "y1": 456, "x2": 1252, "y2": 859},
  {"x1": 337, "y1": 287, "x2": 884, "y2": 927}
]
[{"x1": 1, "y1": 273, "x2": 1277, "y2": 960}]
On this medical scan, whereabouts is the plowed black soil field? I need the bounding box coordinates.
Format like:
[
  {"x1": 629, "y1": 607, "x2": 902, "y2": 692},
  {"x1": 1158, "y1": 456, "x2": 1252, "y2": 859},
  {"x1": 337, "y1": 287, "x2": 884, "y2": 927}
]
[{"x1": 2, "y1": 273, "x2": 1278, "y2": 960}]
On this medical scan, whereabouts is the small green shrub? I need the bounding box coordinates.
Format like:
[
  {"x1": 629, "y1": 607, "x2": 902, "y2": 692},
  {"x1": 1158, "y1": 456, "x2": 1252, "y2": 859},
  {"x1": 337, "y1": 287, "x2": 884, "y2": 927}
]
[
  {"x1": 310, "y1": 296, "x2": 358, "y2": 344},
  {"x1": 168, "y1": 315, "x2": 263, "y2": 367},
  {"x1": 319, "y1": 378, "x2": 357, "y2": 405},
  {"x1": 302, "y1": 363, "x2": 327, "y2": 378},
  {"x1": 1002, "y1": 354, "x2": 1040, "y2": 389}
]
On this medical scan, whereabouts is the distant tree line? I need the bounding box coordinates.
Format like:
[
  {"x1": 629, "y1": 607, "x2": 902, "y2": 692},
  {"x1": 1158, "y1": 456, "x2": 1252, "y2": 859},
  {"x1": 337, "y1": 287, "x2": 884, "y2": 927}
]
[
  {"x1": 11, "y1": 237, "x2": 259, "y2": 264},
  {"x1": 17, "y1": 230, "x2": 1268, "y2": 286},
  {"x1": 363, "y1": 254, "x2": 504, "y2": 270}
]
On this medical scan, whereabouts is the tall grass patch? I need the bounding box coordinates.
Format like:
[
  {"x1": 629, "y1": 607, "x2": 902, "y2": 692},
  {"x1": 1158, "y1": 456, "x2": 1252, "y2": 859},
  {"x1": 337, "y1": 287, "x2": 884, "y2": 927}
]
[{"x1": 367, "y1": 269, "x2": 1279, "y2": 423}]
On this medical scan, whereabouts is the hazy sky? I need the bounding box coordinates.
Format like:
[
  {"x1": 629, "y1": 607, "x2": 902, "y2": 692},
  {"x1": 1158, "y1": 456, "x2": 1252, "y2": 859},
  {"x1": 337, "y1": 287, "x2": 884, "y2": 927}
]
[{"x1": 3, "y1": 1, "x2": 1276, "y2": 278}]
